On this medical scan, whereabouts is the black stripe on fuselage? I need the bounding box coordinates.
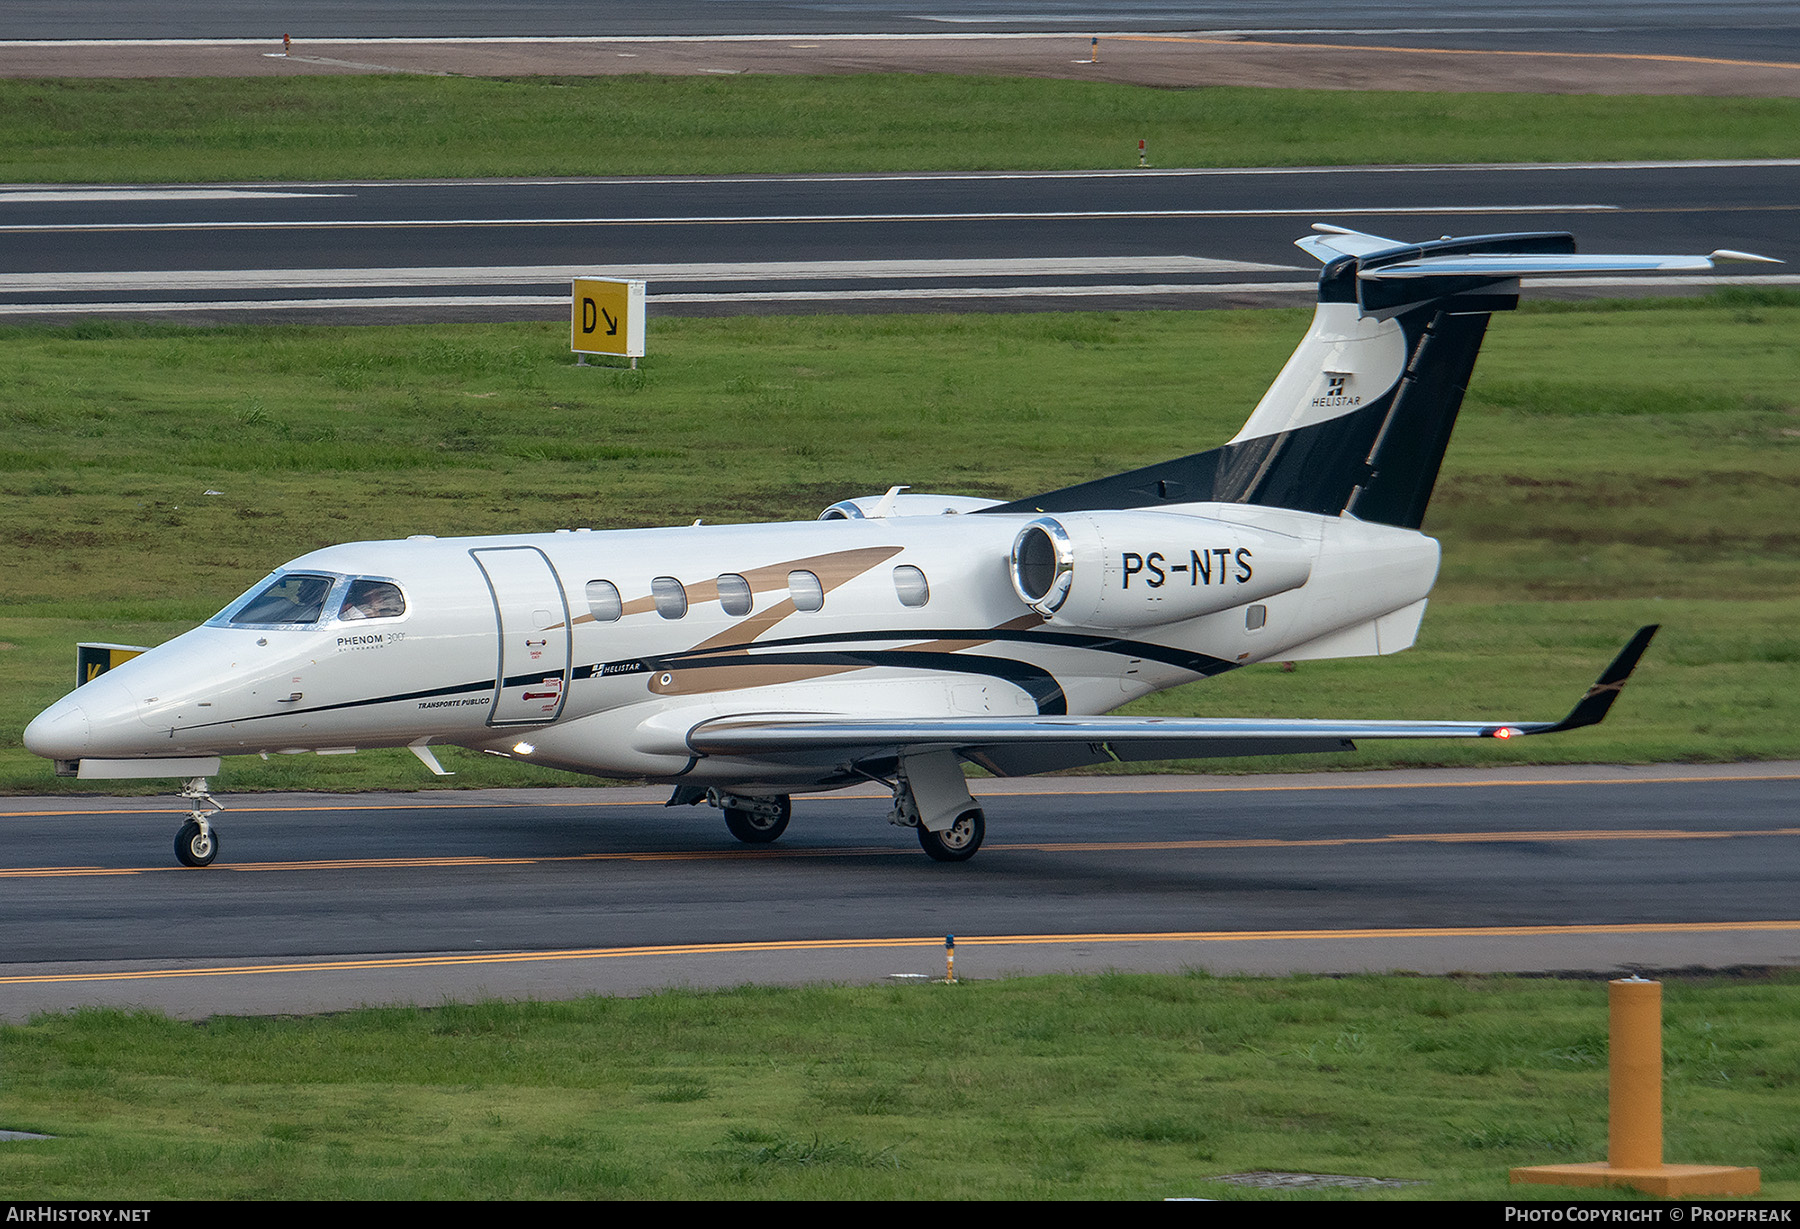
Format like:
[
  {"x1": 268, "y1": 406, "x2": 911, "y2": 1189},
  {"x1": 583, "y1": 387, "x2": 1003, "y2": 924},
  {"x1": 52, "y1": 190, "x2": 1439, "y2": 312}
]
[
  {"x1": 180, "y1": 677, "x2": 494, "y2": 732},
  {"x1": 181, "y1": 624, "x2": 1236, "y2": 734},
  {"x1": 626, "y1": 626, "x2": 1237, "y2": 679}
]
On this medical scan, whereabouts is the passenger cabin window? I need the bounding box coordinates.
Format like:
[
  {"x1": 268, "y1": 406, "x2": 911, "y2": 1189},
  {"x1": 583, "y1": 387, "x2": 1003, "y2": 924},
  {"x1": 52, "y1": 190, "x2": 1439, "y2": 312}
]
[
  {"x1": 892, "y1": 565, "x2": 930, "y2": 608},
  {"x1": 788, "y1": 570, "x2": 824, "y2": 612},
  {"x1": 586, "y1": 580, "x2": 622, "y2": 622},
  {"x1": 652, "y1": 576, "x2": 688, "y2": 619},
  {"x1": 339, "y1": 579, "x2": 406, "y2": 621},
  {"x1": 230, "y1": 574, "x2": 334, "y2": 626},
  {"x1": 717, "y1": 573, "x2": 753, "y2": 617}
]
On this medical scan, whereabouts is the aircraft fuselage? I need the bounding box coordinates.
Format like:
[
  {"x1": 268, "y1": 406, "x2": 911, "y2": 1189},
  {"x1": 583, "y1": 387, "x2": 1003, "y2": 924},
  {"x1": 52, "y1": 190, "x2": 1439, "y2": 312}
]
[{"x1": 26, "y1": 505, "x2": 1440, "y2": 787}]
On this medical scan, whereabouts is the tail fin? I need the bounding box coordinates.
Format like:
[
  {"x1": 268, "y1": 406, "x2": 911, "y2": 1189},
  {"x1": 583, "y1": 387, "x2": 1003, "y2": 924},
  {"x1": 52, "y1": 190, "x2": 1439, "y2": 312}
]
[{"x1": 987, "y1": 227, "x2": 1771, "y2": 529}]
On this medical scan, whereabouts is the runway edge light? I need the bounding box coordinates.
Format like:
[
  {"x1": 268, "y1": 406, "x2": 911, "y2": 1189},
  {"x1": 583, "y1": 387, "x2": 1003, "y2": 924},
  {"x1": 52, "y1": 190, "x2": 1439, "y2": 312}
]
[
  {"x1": 1510, "y1": 978, "x2": 1760, "y2": 1198},
  {"x1": 572, "y1": 277, "x2": 647, "y2": 368}
]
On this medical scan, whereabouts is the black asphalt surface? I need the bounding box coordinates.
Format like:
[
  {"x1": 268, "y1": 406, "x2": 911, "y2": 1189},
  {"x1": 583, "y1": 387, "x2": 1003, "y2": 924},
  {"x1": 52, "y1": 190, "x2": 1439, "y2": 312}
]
[
  {"x1": 3, "y1": 163, "x2": 1796, "y2": 320},
  {"x1": 5, "y1": 1, "x2": 1799, "y2": 60},
  {"x1": 4, "y1": 7, "x2": 1797, "y2": 1018},
  {"x1": 3, "y1": 767, "x2": 1797, "y2": 1017}
]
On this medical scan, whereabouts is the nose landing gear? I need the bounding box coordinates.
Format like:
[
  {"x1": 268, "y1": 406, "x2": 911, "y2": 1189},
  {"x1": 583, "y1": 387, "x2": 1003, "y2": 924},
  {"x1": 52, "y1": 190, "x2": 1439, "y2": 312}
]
[{"x1": 173, "y1": 777, "x2": 223, "y2": 868}]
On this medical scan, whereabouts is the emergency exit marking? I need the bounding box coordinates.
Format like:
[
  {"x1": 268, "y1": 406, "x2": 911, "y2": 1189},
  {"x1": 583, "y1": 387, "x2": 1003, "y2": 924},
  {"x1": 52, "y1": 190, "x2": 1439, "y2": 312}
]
[{"x1": 572, "y1": 278, "x2": 646, "y2": 359}]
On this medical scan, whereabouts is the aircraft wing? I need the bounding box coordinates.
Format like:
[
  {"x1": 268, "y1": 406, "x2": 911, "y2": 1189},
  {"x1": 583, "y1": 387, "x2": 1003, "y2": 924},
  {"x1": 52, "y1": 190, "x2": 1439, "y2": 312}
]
[{"x1": 684, "y1": 626, "x2": 1658, "y2": 775}]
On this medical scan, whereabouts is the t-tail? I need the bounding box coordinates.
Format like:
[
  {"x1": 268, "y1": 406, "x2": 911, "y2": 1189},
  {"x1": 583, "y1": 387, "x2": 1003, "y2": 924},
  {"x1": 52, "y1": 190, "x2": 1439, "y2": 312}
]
[{"x1": 988, "y1": 226, "x2": 1777, "y2": 527}]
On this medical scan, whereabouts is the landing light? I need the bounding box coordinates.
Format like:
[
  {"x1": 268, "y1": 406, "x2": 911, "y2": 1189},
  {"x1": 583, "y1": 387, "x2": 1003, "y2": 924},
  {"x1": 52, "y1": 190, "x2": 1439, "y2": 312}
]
[
  {"x1": 1493, "y1": 727, "x2": 1519, "y2": 739},
  {"x1": 513, "y1": 741, "x2": 536, "y2": 755}
]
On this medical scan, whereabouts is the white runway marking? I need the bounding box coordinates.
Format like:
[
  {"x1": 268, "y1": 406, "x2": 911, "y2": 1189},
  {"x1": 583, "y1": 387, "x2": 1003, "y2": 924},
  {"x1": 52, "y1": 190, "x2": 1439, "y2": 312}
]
[
  {"x1": 0, "y1": 256, "x2": 1302, "y2": 293},
  {"x1": 0, "y1": 30, "x2": 1647, "y2": 47},
  {"x1": 148, "y1": 161, "x2": 1796, "y2": 188},
  {"x1": 0, "y1": 189, "x2": 349, "y2": 202},
  {"x1": 0, "y1": 203, "x2": 1621, "y2": 234},
  {"x1": 0, "y1": 288, "x2": 1290, "y2": 315},
  {"x1": 1, "y1": 276, "x2": 1792, "y2": 316}
]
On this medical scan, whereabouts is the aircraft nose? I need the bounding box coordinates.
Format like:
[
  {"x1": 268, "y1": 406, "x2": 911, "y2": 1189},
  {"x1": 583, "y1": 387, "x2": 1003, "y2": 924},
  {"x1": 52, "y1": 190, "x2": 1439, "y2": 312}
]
[{"x1": 23, "y1": 695, "x2": 90, "y2": 760}]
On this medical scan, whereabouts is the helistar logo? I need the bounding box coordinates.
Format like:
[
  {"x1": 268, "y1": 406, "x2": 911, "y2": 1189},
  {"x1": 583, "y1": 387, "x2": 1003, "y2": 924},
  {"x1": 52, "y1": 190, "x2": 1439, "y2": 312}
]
[{"x1": 1311, "y1": 372, "x2": 1361, "y2": 408}]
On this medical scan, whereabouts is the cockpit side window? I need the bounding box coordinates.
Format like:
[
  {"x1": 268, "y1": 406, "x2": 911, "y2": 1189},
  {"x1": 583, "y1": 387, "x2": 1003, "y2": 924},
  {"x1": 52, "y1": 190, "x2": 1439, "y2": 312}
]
[
  {"x1": 230, "y1": 574, "x2": 336, "y2": 626},
  {"x1": 339, "y1": 579, "x2": 406, "y2": 621}
]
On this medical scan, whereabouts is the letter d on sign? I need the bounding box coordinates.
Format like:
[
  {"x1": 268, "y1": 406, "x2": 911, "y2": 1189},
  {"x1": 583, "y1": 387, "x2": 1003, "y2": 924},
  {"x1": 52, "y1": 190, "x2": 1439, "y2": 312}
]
[{"x1": 582, "y1": 298, "x2": 596, "y2": 333}]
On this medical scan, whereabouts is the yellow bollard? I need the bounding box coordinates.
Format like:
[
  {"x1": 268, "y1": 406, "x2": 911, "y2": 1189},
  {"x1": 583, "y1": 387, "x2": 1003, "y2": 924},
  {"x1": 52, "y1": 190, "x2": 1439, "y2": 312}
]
[
  {"x1": 1511, "y1": 977, "x2": 1759, "y2": 1197},
  {"x1": 1609, "y1": 978, "x2": 1662, "y2": 1170}
]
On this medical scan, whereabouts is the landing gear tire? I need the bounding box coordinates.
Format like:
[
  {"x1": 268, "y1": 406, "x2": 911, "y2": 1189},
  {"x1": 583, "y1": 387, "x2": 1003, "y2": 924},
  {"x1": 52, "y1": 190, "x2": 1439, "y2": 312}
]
[
  {"x1": 919, "y1": 807, "x2": 984, "y2": 862},
  {"x1": 174, "y1": 820, "x2": 218, "y2": 868},
  {"x1": 723, "y1": 795, "x2": 791, "y2": 844}
]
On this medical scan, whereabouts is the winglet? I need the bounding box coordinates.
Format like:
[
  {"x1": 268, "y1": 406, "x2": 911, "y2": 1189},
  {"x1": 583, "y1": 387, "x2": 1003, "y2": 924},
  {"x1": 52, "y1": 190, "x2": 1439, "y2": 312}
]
[{"x1": 1516, "y1": 625, "x2": 1659, "y2": 736}]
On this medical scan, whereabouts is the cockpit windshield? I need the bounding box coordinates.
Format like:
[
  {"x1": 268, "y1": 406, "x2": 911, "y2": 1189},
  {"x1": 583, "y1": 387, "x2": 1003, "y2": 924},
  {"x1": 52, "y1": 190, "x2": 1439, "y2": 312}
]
[{"x1": 228, "y1": 574, "x2": 336, "y2": 627}]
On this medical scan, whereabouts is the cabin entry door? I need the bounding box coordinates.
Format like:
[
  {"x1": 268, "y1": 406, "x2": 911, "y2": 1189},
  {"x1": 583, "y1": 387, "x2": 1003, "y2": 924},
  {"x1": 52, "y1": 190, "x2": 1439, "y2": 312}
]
[{"x1": 470, "y1": 546, "x2": 573, "y2": 726}]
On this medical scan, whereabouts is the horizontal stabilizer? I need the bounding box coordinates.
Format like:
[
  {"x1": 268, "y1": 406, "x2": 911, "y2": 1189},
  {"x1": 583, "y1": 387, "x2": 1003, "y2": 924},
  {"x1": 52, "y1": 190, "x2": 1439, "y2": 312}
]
[
  {"x1": 1361, "y1": 253, "x2": 1781, "y2": 279},
  {"x1": 1295, "y1": 225, "x2": 1780, "y2": 278},
  {"x1": 1365, "y1": 253, "x2": 1713, "y2": 278},
  {"x1": 1295, "y1": 226, "x2": 1406, "y2": 262}
]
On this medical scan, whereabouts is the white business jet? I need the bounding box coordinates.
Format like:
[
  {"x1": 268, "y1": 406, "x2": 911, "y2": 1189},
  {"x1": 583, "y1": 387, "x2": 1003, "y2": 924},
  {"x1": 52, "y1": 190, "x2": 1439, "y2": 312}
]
[{"x1": 25, "y1": 226, "x2": 1774, "y2": 867}]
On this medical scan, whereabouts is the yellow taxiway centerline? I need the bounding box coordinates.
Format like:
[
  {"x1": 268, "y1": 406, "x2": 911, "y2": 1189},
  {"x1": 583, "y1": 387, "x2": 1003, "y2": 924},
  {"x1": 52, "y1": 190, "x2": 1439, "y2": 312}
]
[
  {"x1": 4, "y1": 921, "x2": 1796, "y2": 987},
  {"x1": 4, "y1": 823, "x2": 1796, "y2": 879},
  {"x1": 5, "y1": 769, "x2": 1799, "y2": 820},
  {"x1": 4, "y1": 823, "x2": 1798, "y2": 878}
]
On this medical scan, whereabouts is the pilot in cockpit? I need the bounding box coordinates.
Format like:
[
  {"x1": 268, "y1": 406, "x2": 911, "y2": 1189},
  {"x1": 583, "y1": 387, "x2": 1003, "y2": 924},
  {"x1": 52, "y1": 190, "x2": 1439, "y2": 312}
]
[{"x1": 339, "y1": 579, "x2": 406, "y2": 621}]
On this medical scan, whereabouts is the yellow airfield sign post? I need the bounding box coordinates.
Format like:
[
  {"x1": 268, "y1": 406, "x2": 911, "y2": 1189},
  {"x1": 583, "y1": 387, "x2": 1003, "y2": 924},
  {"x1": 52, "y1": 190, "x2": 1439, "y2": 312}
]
[
  {"x1": 571, "y1": 277, "x2": 647, "y2": 368},
  {"x1": 76, "y1": 643, "x2": 145, "y2": 687}
]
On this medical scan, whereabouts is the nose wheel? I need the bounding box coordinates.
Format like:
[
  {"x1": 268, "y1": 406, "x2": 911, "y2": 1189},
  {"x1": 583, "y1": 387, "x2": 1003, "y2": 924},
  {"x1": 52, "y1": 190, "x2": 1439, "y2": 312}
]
[
  {"x1": 173, "y1": 776, "x2": 223, "y2": 868},
  {"x1": 175, "y1": 819, "x2": 218, "y2": 867}
]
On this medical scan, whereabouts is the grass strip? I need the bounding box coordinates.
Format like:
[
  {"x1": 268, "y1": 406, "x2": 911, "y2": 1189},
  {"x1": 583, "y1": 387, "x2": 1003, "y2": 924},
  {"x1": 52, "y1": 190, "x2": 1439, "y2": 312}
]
[
  {"x1": 2, "y1": 76, "x2": 1798, "y2": 182},
  {"x1": 2, "y1": 294, "x2": 1797, "y2": 791},
  {"x1": 2, "y1": 972, "x2": 1795, "y2": 1199}
]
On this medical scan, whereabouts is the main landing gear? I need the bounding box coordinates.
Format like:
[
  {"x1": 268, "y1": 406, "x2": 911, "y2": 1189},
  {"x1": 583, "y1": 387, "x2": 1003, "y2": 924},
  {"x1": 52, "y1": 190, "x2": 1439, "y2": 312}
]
[
  {"x1": 173, "y1": 776, "x2": 223, "y2": 867},
  {"x1": 916, "y1": 807, "x2": 985, "y2": 862},
  {"x1": 887, "y1": 751, "x2": 986, "y2": 863},
  {"x1": 709, "y1": 789, "x2": 791, "y2": 844},
  {"x1": 667, "y1": 754, "x2": 990, "y2": 862}
]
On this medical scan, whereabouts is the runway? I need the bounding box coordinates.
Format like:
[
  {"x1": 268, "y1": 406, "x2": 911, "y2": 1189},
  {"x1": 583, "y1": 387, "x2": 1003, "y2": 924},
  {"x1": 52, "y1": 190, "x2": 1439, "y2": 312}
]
[
  {"x1": 3, "y1": 5, "x2": 1796, "y2": 1025},
  {"x1": 2, "y1": 162, "x2": 1796, "y2": 321},
  {"x1": 3, "y1": 763, "x2": 1796, "y2": 1019},
  {"x1": 5, "y1": 2, "x2": 1798, "y2": 61}
]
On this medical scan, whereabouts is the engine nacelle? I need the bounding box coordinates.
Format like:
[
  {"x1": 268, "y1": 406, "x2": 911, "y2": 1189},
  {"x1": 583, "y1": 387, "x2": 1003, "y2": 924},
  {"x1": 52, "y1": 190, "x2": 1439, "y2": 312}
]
[
  {"x1": 819, "y1": 493, "x2": 1004, "y2": 520},
  {"x1": 1009, "y1": 511, "x2": 1313, "y2": 629}
]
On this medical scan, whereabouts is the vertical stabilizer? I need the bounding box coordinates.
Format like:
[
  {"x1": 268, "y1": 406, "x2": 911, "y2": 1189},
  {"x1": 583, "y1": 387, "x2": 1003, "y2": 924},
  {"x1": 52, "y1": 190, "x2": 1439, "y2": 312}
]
[{"x1": 986, "y1": 228, "x2": 1765, "y2": 529}]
